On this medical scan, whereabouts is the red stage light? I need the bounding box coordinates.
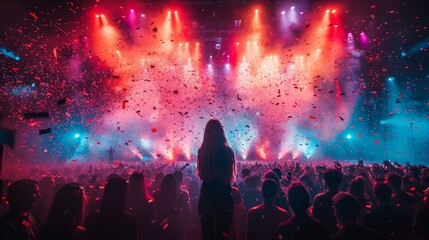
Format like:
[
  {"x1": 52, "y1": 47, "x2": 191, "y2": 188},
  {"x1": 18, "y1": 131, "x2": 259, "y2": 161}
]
[
  {"x1": 255, "y1": 9, "x2": 259, "y2": 13},
  {"x1": 96, "y1": 14, "x2": 100, "y2": 18},
  {"x1": 332, "y1": 9, "x2": 336, "y2": 13},
  {"x1": 326, "y1": 10, "x2": 330, "y2": 13},
  {"x1": 100, "y1": 14, "x2": 105, "y2": 17},
  {"x1": 168, "y1": 11, "x2": 171, "y2": 14},
  {"x1": 174, "y1": 11, "x2": 178, "y2": 14}
]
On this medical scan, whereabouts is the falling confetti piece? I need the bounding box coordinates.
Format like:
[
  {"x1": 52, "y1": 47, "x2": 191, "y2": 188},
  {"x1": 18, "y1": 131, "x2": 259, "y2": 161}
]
[
  {"x1": 57, "y1": 98, "x2": 67, "y2": 105},
  {"x1": 24, "y1": 112, "x2": 49, "y2": 118},
  {"x1": 29, "y1": 12, "x2": 38, "y2": 21},
  {"x1": 39, "y1": 128, "x2": 52, "y2": 135}
]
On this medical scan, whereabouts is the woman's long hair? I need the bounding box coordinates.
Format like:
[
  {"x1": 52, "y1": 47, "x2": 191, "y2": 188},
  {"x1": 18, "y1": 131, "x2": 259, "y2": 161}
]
[
  {"x1": 153, "y1": 174, "x2": 178, "y2": 222},
  {"x1": 159, "y1": 174, "x2": 178, "y2": 210},
  {"x1": 100, "y1": 177, "x2": 127, "y2": 215},
  {"x1": 43, "y1": 183, "x2": 86, "y2": 230},
  {"x1": 197, "y1": 119, "x2": 235, "y2": 184},
  {"x1": 127, "y1": 172, "x2": 151, "y2": 205}
]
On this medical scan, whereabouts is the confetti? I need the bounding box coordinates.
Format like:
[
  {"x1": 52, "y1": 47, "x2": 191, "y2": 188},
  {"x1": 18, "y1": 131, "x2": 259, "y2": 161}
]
[
  {"x1": 57, "y1": 98, "x2": 67, "y2": 105},
  {"x1": 39, "y1": 128, "x2": 52, "y2": 135},
  {"x1": 24, "y1": 112, "x2": 49, "y2": 118}
]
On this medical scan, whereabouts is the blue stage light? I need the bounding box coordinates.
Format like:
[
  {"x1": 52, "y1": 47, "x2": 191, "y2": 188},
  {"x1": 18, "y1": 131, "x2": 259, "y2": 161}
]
[
  {"x1": 346, "y1": 134, "x2": 352, "y2": 139},
  {"x1": 74, "y1": 133, "x2": 80, "y2": 138}
]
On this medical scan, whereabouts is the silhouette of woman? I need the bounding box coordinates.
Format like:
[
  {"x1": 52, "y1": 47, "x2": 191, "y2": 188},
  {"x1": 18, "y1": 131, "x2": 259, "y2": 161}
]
[
  {"x1": 153, "y1": 174, "x2": 188, "y2": 240},
  {"x1": 84, "y1": 177, "x2": 137, "y2": 240},
  {"x1": 197, "y1": 119, "x2": 235, "y2": 240},
  {"x1": 38, "y1": 183, "x2": 87, "y2": 240},
  {"x1": 126, "y1": 172, "x2": 155, "y2": 240}
]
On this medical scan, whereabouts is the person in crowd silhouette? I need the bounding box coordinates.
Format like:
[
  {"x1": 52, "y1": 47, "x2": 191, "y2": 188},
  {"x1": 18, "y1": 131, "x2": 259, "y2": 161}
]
[
  {"x1": 246, "y1": 179, "x2": 290, "y2": 240},
  {"x1": 126, "y1": 172, "x2": 155, "y2": 240},
  {"x1": 299, "y1": 174, "x2": 316, "y2": 205},
  {"x1": 312, "y1": 168, "x2": 343, "y2": 234},
  {"x1": 0, "y1": 179, "x2": 41, "y2": 240},
  {"x1": 347, "y1": 177, "x2": 367, "y2": 224},
  {"x1": 153, "y1": 173, "x2": 189, "y2": 240},
  {"x1": 242, "y1": 175, "x2": 262, "y2": 212},
  {"x1": 264, "y1": 171, "x2": 289, "y2": 212},
  {"x1": 197, "y1": 119, "x2": 236, "y2": 240},
  {"x1": 415, "y1": 187, "x2": 429, "y2": 240},
  {"x1": 108, "y1": 147, "x2": 115, "y2": 164},
  {"x1": 173, "y1": 171, "x2": 191, "y2": 225},
  {"x1": 278, "y1": 182, "x2": 328, "y2": 240},
  {"x1": 272, "y1": 168, "x2": 283, "y2": 181},
  {"x1": 84, "y1": 177, "x2": 137, "y2": 240},
  {"x1": 229, "y1": 184, "x2": 244, "y2": 240},
  {"x1": 238, "y1": 168, "x2": 251, "y2": 194},
  {"x1": 187, "y1": 180, "x2": 202, "y2": 240},
  {"x1": 331, "y1": 192, "x2": 382, "y2": 240},
  {"x1": 421, "y1": 169, "x2": 429, "y2": 190},
  {"x1": 364, "y1": 182, "x2": 412, "y2": 240},
  {"x1": 33, "y1": 177, "x2": 55, "y2": 222},
  {"x1": 148, "y1": 172, "x2": 164, "y2": 195},
  {"x1": 386, "y1": 172, "x2": 418, "y2": 214},
  {"x1": 37, "y1": 183, "x2": 87, "y2": 240},
  {"x1": 85, "y1": 173, "x2": 120, "y2": 217},
  {"x1": 408, "y1": 166, "x2": 423, "y2": 194}
]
